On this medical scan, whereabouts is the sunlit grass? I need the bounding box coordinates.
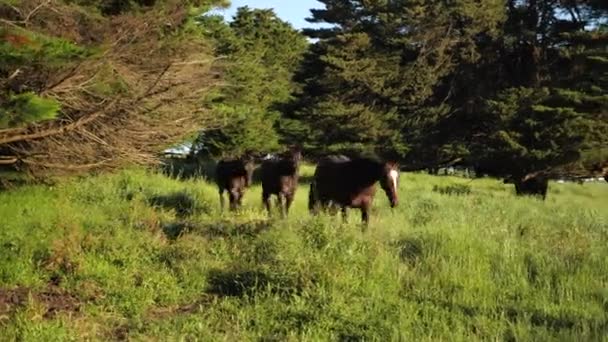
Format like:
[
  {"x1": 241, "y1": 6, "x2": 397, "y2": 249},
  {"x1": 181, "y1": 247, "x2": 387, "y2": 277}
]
[{"x1": 0, "y1": 166, "x2": 606, "y2": 340}]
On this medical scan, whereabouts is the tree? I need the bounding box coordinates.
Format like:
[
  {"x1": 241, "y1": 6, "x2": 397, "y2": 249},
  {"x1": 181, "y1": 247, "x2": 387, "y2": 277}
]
[
  {"x1": 193, "y1": 7, "x2": 308, "y2": 158},
  {"x1": 463, "y1": 0, "x2": 608, "y2": 195},
  {"x1": 1, "y1": 0, "x2": 230, "y2": 177},
  {"x1": 281, "y1": 0, "x2": 505, "y2": 158}
]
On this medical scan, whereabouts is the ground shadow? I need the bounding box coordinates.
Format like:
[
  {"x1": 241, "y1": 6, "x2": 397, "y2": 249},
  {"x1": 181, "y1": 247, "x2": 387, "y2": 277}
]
[
  {"x1": 161, "y1": 219, "x2": 273, "y2": 241},
  {"x1": 206, "y1": 268, "x2": 300, "y2": 298},
  {"x1": 200, "y1": 219, "x2": 273, "y2": 239},
  {"x1": 148, "y1": 192, "x2": 203, "y2": 218}
]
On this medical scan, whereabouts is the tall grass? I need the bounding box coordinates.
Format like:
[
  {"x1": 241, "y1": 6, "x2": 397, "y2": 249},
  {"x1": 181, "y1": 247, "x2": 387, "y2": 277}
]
[{"x1": 0, "y1": 166, "x2": 606, "y2": 340}]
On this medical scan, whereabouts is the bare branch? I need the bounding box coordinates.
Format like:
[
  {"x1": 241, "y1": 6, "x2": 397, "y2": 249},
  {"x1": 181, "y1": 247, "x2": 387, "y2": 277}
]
[
  {"x1": 0, "y1": 156, "x2": 18, "y2": 165},
  {"x1": 22, "y1": 158, "x2": 112, "y2": 170},
  {"x1": 0, "y1": 100, "x2": 115, "y2": 145},
  {"x1": 23, "y1": 0, "x2": 51, "y2": 24}
]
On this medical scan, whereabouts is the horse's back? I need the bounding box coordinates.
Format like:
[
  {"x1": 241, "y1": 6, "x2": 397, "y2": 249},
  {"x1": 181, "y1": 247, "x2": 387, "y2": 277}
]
[
  {"x1": 313, "y1": 156, "x2": 383, "y2": 206},
  {"x1": 312, "y1": 155, "x2": 352, "y2": 201},
  {"x1": 261, "y1": 157, "x2": 299, "y2": 195},
  {"x1": 216, "y1": 160, "x2": 247, "y2": 188}
]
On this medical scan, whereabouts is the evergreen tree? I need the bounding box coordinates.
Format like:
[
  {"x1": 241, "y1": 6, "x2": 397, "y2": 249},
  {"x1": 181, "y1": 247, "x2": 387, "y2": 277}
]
[
  {"x1": 281, "y1": 0, "x2": 505, "y2": 158},
  {"x1": 194, "y1": 7, "x2": 308, "y2": 158},
  {"x1": 466, "y1": 0, "x2": 608, "y2": 193}
]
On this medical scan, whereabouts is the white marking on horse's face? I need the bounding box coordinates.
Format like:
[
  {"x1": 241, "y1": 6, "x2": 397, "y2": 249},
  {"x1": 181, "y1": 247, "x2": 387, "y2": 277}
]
[{"x1": 389, "y1": 169, "x2": 399, "y2": 190}]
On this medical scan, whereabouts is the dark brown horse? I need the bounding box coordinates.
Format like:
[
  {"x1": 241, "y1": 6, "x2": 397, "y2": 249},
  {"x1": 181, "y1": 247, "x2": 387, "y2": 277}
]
[
  {"x1": 504, "y1": 174, "x2": 549, "y2": 200},
  {"x1": 260, "y1": 147, "x2": 302, "y2": 217},
  {"x1": 215, "y1": 155, "x2": 255, "y2": 211},
  {"x1": 309, "y1": 156, "x2": 399, "y2": 224}
]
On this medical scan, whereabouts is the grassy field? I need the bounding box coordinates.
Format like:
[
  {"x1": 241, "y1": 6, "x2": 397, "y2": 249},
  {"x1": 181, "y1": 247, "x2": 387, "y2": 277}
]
[{"x1": 0, "y1": 165, "x2": 607, "y2": 341}]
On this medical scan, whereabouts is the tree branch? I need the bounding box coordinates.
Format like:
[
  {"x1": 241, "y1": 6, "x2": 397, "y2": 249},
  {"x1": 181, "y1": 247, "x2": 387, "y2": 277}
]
[
  {"x1": 21, "y1": 158, "x2": 112, "y2": 170},
  {"x1": 0, "y1": 100, "x2": 116, "y2": 145}
]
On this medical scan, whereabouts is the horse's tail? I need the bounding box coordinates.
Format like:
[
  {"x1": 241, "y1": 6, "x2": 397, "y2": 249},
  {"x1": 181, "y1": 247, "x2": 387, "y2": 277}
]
[{"x1": 308, "y1": 181, "x2": 316, "y2": 213}]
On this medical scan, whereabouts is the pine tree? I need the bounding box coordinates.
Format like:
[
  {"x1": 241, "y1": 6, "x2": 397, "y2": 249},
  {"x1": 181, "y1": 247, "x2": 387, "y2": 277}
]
[
  {"x1": 194, "y1": 7, "x2": 308, "y2": 158},
  {"x1": 281, "y1": 0, "x2": 505, "y2": 158},
  {"x1": 466, "y1": 0, "x2": 608, "y2": 195}
]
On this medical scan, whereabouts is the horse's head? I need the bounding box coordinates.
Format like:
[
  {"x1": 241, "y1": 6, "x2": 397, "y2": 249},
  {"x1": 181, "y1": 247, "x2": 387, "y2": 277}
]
[
  {"x1": 285, "y1": 145, "x2": 302, "y2": 167},
  {"x1": 379, "y1": 161, "x2": 399, "y2": 208},
  {"x1": 241, "y1": 152, "x2": 256, "y2": 187}
]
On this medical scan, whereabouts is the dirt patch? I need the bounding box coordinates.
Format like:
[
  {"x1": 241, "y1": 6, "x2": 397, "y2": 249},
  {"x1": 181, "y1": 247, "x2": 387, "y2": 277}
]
[{"x1": 0, "y1": 286, "x2": 82, "y2": 320}]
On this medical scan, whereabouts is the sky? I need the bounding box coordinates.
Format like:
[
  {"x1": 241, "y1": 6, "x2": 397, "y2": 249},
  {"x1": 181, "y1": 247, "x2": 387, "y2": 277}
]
[{"x1": 214, "y1": 0, "x2": 326, "y2": 29}]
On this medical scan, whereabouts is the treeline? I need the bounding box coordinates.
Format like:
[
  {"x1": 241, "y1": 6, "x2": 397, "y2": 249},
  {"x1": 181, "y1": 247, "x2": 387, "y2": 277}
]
[
  {"x1": 1, "y1": 0, "x2": 607, "y2": 187},
  {"x1": 195, "y1": 0, "x2": 607, "y2": 185}
]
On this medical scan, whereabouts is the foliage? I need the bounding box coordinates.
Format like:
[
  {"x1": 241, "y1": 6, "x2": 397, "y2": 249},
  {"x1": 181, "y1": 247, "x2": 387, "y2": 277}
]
[
  {"x1": 280, "y1": 0, "x2": 606, "y2": 180},
  {"x1": 442, "y1": 0, "x2": 608, "y2": 179},
  {"x1": 193, "y1": 8, "x2": 308, "y2": 158},
  {"x1": 473, "y1": 87, "x2": 605, "y2": 178},
  {"x1": 0, "y1": 92, "x2": 60, "y2": 129},
  {"x1": 0, "y1": 167, "x2": 607, "y2": 339},
  {"x1": 281, "y1": 0, "x2": 505, "y2": 157},
  {"x1": 0, "y1": 0, "x2": 228, "y2": 175}
]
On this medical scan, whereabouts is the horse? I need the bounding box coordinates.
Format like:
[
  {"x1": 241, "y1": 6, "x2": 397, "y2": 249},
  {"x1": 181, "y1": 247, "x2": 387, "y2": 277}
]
[
  {"x1": 504, "y1": 174, "x2": 549, "y2": 200},
  {"x1": 309, "y1": 156, "x2": 399, "y2": 225},
  {"x1": 215, "y1": 155, "x2": 255, "y2": 211},
  {"x1": 260, "y1": 147, "x2": 302, "y2": 217}
]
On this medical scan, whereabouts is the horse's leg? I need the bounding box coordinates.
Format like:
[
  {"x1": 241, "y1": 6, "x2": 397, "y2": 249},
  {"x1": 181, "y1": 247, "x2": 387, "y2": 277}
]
[
  {"x1": 328, "y1": 202, "x2": 339, "y2": 216},
  {"x1": 341, "y1": 206, "x2": 348, "y2": 223},
  {"x1": 285, "y1": 193, "x2": 294, "y2": 217},
  {"x1": 229, "y1": 190, "x2": 238, "y2": 211},
  {"x1": 262, "y1": 191, "x2": 271, "y2": 215},
  {"x1": 361, "y1": 202, "x2": 370, "y2": 228},
  {"x1": 277, "y1": 192, "x2": 286, "y2": 218},
  {"x1": 308, "y1": 183, "x2": 316, "y2": 214},
  {"x1": 320, "y1": 199, "x2": 330, "y2": 215},
  {"x1": 237, "y1": 188, "x2": 245, "y2": 209},
  {"x1": 219, "y1": 188, "x2": 225, "y2": 212}
]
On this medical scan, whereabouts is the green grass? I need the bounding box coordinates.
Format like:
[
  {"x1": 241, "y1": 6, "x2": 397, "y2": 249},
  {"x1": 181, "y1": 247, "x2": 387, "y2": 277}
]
[{"x1": 0, "y1": 165, "x2": 607, "y2": 340}]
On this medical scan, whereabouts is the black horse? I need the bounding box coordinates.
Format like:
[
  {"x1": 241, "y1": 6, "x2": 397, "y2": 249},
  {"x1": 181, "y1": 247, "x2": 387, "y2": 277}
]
[
  {"x1": 215, "y1": 155, "x2": 255, "y2": 211},
  {"x1": 260, "y1": 147, "x2": 302, "y2": 217},
  {"x1": 503, "y1": 174, "x2": 549, "y2": 200},
  {"x1": 309, "y1": 156, "x2": 399, "y2": 225}
]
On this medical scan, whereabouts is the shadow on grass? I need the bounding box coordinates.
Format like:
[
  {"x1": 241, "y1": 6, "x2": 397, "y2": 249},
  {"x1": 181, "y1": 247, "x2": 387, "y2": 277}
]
[
  {"x1": 404, "y1": 293, "x2": 606, "y2": 334},
  {"x1": 149, "y1": 192, "x2": 210, "y2": 218},
  {"x1": 393, "y1": 237, "x2": 425, "y2": 266},
  {"x1": 161, "y1": 221, "x2": 199, "y2": 240},
  {"x1": 206, "y1": 268, "x2": 301, "y2": 298},
  {"x1": 200, "y1": 219, "x2": 273, "y2": 239},
  {"x1": 161, "y1": 219, "x2": 273, "y2": 241}
]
